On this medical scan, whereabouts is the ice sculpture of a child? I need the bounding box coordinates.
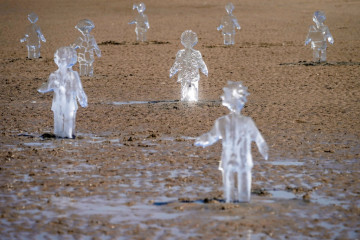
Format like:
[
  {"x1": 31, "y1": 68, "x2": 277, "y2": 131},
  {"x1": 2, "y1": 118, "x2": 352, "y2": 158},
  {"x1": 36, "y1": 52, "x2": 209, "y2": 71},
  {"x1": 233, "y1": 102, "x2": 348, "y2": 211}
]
[
  {"x1": 20, "y1": 13, "x2": 46, "y2": 59},
  {"x1": 71, "y1": 19, "x2": 101, "y2": 76},
  {"x1": 305, "y1": 11, "x2": 334, "y2": 62},
  {"x1": 217, "y1": 3, "x2": 241, "y2": 45},
  {"x1": 38, "y1": 47, "x2": 88, "y2": 139},
  {"x1": 129, "y1": 3, "x2": 150, "y2": 42},
  {"x1": 170, "y1": 30, "x2": 208, "y2": 102},
  {"x1": 195, "y1": 81, "x2": 268, "y2": 203}
]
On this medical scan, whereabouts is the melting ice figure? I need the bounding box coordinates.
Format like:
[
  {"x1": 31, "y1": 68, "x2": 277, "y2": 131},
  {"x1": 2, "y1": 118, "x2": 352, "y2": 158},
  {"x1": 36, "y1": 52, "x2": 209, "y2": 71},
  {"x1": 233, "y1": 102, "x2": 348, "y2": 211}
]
[
  {"x1": 217, "y1": 3, "x2": 241, "y2": 45},
  {"x1": 20, "y1": 13, "x2": 46, "y2": 59},
  {"x1": 71, "y1": 19, "x2": 101, "y2": 77},
  {"x1": 305, "y1": 11, "x2": 334, "y2": 62},
  {"x1": 170, "y1": 30, "x2": 208, "y2": 102},
  {"x1": 129, "y1": 3, "x2": 150, "y2": 42},
  {"x1": 195, "y1": 81, "x2": 268, "y2": 203},
  {"x1": 38, "y1": 47, "x2": 88, "y2": 138}
]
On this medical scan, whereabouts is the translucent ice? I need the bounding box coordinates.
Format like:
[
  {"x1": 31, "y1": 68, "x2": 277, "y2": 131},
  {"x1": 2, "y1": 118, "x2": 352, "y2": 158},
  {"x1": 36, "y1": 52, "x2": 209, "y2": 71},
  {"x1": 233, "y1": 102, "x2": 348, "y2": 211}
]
[
  {"x1": 20, "y1": 13, "x2": 46, "y2": 59},
  {"x1": 217, "y1": 3, "x2": 241, "y2": 45},
  {"x1": 195, "y1": 81, "x2": 268, "y2": 203},
  {"x1": 170, "y1": 30, "x2": 208, "y2": 102},
  {"x1": 38, "y1": 47, "x2": 88, "y2": 139},
  {"x1": 305, "y1": 11, "x2": 334, "y2": 62},
  {"x1": 71, "y1": 19, "x2": 101, "y2": 77},
  {"x1": 129, "y1": 3, "x2": 150, "y2": 42}
]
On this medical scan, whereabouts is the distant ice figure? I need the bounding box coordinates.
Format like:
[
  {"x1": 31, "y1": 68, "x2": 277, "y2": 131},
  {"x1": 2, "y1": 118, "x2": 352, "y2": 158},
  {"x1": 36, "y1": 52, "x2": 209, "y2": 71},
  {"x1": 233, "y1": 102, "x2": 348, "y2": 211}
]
[
  {"x1": 129, "y1": 2, "x2": 150, "y2": 42},
  {"x1": 170, "y1": 30, "x2": 208, "y2": 102},
  {"x1": 217, "y1": 3, "x2": 241, "y2": 45},
  {"x1": 305, "y1": 11, "x2": 334, "y2": 62},
  {"x1": 195, "y1": 81, "x2": 268, "y2": 203},
  {"x1": 20, "y1": 13, "x2": 46, "y2": 59},
  {"x1": 38, "y1": 47, "x2": 88, "y2": 139},
  {"x1": 71, "y1": 19, "x2": 101, "y2": 77}
]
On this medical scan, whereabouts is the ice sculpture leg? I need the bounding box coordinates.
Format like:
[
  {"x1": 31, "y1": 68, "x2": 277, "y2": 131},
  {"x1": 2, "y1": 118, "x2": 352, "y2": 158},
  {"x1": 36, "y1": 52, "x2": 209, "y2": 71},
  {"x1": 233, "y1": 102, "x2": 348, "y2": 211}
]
[
  {"x1": 79, "y1": 63, "x2": 88, "y2": 76},
  {"x1": 27, "y1": 46, "x2": 40, "y2": 59},
  {"x1": 313, "y1": 50, "x2": 320, "y2": 62},
  {"x1": 223, "y1": 34, "x2": 232, "y2": 45},
  {"x1": 238, "y1": 170, "x2": 252, "y2": 202},
  {"x1": 53, "y1": 110, "x2": 76, "y2": 138},
  {"x1": 181, "y1": 81, "x2": 198, "y2": 101},
  {"x1": 53, "y1": 111, "x2": 63, "y2": 137},
  {"x1": 224, "y1": 168, "x2": 234, "y2": 203},
  {"x1": 136, "y1": 28, "x2": 147, "y2": 42},
  {"x1": 320, "y1": 49, "x2": 327, "y2": 62}
]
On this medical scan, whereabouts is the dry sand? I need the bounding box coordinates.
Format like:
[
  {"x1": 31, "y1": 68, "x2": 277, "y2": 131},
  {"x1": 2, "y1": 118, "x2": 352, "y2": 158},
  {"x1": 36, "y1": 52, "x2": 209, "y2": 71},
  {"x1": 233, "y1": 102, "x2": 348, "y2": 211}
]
[{"x1": 0, "y1": 0, "x2": 359, "y2": 239}]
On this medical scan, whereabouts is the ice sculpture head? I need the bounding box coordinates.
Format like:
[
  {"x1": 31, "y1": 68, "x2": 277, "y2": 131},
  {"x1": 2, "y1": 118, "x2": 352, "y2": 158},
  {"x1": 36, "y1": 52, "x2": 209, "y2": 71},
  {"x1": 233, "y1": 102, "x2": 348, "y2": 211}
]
[
  {"x1": 54, "y1": 47, "x2": 77, "y2": 68},
  {"x1": 225, "y1": 2, "x2": 234, "y2": 14},
  {"x1": 27, "y1": 12, "x2": 38, "y2": 23},
  {"x1": 133, "y1": 2, "x2": 146, "y2": 13},
  {"x1": 313, "y1": 11, "x2": 326, "y2": 25},
  {"x1": 181, "y1": 30, "x2": 198, "y2": 49},
  {"x1": 221, "y1": 81, "x2": 249, "y2": 113},
  {"x1": 75, "y1": 19, "x2": 95, "y2": 34}
]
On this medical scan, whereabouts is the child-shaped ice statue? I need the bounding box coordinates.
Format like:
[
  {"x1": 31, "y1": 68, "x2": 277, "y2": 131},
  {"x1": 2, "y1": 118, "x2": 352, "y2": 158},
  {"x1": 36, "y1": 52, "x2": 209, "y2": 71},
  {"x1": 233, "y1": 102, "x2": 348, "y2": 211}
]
[
  {"x1": 217, "y1": 3, "x2": 241, "y2": 45},
  {"x1": 38, "y1": 47, "x2": 88, "y2": 139},
  {"x1": 305, "y1": 11, "x2": 334, "y2": 62},
  {"x1": 170, "y1": 30, "x2": 208, "y2": 102},
  {"x1": 20, "y1": 13, "x2": 46, "y2": 59},
  {"x1": 71, "y1": 19, "x2": 101, "y2": 77},
  {"x1": 195, "y1": 81, "x2": 268, "y2": 203},
  {"x1": 129, "y1": 3, "x2": 150, "y2": 42}
]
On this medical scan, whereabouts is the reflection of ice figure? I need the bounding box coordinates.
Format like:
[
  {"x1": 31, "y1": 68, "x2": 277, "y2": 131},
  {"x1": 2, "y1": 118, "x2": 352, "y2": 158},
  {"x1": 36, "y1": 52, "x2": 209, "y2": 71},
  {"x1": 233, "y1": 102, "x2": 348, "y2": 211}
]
[
  {"x1": 170, "y1": 30, "x2": 208, "y2": 102},
  {"x1": 305, "y1": 11, "x2": 334, "y2": 62},
  {"x1": 129, "y1": 3, "x2": 150, "y2": 42},
  {"x1": 217, "y1": 3, "x2": 241, "y2": 45},
  {"x1": 20, "y1": 13, "x2": 46, "y2": 59},
  {"x1": 38, "y1": 47, "x2": 88, "y2": 139},
  {"x1": 71, "y1": 19, "x2": 101, "y2": 77},
  {"x1": 195, "y1": 81, "x2": 268, "y2": 203}
]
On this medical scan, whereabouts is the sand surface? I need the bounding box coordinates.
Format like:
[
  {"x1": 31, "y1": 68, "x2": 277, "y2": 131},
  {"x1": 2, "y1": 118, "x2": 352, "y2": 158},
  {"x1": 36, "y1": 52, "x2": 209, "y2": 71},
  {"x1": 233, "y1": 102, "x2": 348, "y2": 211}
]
[{"x1": 1, "y1": 0, "x2": 359, "y2": 239}]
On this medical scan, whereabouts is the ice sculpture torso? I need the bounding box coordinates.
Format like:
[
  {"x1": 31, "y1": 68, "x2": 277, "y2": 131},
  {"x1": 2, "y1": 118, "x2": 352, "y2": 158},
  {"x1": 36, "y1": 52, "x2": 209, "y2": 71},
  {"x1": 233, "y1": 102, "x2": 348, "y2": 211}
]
[
  {"x1": 72, "y1": 19, "x2": 101, "y2": 77},
  {"x1": 170, "y1": 30, "x2": 208, "y2": 102},
  {"x1": 20, "y1": 13, "x2": 46, "y2": 59},
  {"x1": 38, "y1": 47, "x2": 87, "y2": 138},
  {"x1": 195, "y1": 81, "x2": 268, "y2": 203},
  {"x1": 305, "y1": 11, "x2": 333, "y2": 62},
  {"x1": 129, "y1": 3, "x2": 150, "y2": 42}
]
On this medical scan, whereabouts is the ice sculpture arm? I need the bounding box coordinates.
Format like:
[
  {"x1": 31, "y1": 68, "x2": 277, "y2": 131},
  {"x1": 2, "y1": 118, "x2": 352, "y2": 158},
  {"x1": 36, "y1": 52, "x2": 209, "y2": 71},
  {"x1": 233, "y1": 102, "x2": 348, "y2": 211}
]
[
  {"x1": 197, "y1": 52, "x2": 208, "y2": 76},
  {"x1": 129, "y1": 20, "x2": 136, "y2": 25},
  {"x1": 325, "y1": 27, "x2": 334, "y2": 44},
  {"x1": 217, "y1": 24, "x2": 223, "y2": 31},
  {"x1": 71, "y1": 37, "x2": 82, "y2": 49},
  {"x1": 304, "y1": 27, "x2": 312, "y2": 45},
  {"x1": 145, "y1": 16, "x2": 150, "y2": 29},
  {"x1": 170, "y1": 51, "x2": 181, "y2": 78},
  {"x1": 194, "y1": 120, "x2": 221, "y2": 148},
  {"x1": 38, "y1": 74, "x2": 56, "y2": 93},
  {"x1": 90, "y1": 37, "x2": 101, "y2": 57},
  {"x1": 20, "y1": 34, "x2": 28, "y2": 43},
  {"x1": 37, "y1": 26, "x2": 46, "y2": 42},
  {"x1": 74, "y1": 71, "x2": 88, "y2": 108},
  {"x1": 233, "y1": 18, "x2": 241, "y2": 30},
  {"x1": 256, "y1": 133, "x2": 268, "y2": 160}
]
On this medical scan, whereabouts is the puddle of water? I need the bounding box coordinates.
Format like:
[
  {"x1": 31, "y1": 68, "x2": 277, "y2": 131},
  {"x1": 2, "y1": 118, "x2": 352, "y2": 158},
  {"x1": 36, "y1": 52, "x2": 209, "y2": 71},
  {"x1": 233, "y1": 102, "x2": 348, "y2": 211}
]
[
  {"x1": 51, "y1": 196, "x2": 186, "y2": 224},
  {"x1": 22, "y1": 142, "x2": 56, "y2": 149},
  {"x1": 111, "y1": 100, "x2": 179, "y2": 105},
  {"x1": 310, "y1": 192, "x2": 353, "y2": 209},
  {"x1": 268, "y1": 161, "x2": 304, "y2": 166},
  {"x1": 268, "y1": 190, "x2": 297, "y2": 200}
]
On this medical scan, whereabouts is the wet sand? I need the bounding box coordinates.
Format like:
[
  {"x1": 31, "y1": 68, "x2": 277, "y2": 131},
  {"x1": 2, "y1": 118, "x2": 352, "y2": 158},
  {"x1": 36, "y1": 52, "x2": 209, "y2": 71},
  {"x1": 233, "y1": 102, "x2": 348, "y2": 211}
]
[{"x1": 1, "y1": 0, "x2": 359, "y2": 239}]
